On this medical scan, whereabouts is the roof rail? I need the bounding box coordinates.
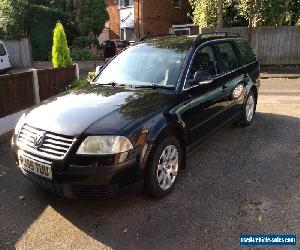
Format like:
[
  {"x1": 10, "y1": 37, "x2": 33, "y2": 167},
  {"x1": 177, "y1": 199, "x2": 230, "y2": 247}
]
[
  {"x1": 138, "y1": 34, "x2": 176, "y2": 42},
  {"x1": 194, "y1": 32, "x2": 241, "y2": 45}
]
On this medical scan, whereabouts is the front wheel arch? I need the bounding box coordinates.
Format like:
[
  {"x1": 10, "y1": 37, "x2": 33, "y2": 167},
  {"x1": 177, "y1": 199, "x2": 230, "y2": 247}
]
[
  {"x1": 250, "y1": 85, "x2": 258, "y2": 108},
  {"x1": 152, "y1": 124, "x2": 187, "y2": 169}
]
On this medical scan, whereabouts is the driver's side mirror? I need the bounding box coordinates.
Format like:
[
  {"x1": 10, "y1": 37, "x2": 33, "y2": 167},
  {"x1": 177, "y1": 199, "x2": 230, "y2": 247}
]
[
  {"x1": 189, "y1": 69, "x2": 213, "y2": 86},
  {"x1": 95, "y1": 65, "x2": 104, "y2": 75}
]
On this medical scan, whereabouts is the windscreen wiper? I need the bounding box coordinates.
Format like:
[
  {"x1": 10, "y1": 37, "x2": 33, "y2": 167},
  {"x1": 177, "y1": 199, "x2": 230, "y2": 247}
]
[
  {"x1": 134, "y1": 84, "x2": 175, "y2": 90},
  {"x1": 95, "y1": 82, "x2": 126, "y2": 87}
]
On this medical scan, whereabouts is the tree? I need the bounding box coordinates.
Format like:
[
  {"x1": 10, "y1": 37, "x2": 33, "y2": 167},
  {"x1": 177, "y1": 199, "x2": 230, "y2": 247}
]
[
  {"x1": 189, "y1": 0, "x2": 217, "y2": 28},
  {"x1": 189, "y1": 0, "x2": 234, "y2": 28},
  {"x1": 78, "y1": 0, "x2": 109, "y2": 36},
  {"x1": 280, "y1": 0, "x2": 300, "y2": 25},
  {"x1": 189, "y1": 0, "x2": 300, "y2": 29},
  {"x1": 238, "y1": 0, "x2": 299, "y2": 27},
  {"x1": 223, "y1": 0, "x2": 248, "y2": 27},
  {"x1": 52, "y1": 22, "x2": 72, "y2": 68},
  {"x1": 0, "y1": 0, "x2": 28, "y2": 38},
  {"x1": 238, "y1": 0, "x2": 293, "y2": 40}
]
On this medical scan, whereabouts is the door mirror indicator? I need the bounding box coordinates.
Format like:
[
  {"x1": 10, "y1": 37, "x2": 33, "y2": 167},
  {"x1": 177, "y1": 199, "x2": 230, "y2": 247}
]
[{"x1": 189, "y1": 70, "x2": 213, "y2": 86}]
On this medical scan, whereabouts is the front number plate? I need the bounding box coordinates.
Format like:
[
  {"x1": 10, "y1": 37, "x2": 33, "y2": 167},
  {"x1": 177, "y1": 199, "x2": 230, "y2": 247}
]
[{"x1": 18, "y1": 152, "x2": 52, "y2": 180}]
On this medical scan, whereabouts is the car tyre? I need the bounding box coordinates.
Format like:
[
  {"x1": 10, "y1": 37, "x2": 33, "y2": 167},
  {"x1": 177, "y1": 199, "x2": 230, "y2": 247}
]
[
  {"x1": 144, "y1": 136, "x2": 182, "y2": 198},
  {"x1": 238, "y1": 89, "x2": 256, "y2": 127}
]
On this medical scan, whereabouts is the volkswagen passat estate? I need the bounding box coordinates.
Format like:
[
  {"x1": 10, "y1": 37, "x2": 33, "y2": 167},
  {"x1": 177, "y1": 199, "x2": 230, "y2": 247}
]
[{"x1": 12, "y1": 33, "x2": 260, "y2": 198}]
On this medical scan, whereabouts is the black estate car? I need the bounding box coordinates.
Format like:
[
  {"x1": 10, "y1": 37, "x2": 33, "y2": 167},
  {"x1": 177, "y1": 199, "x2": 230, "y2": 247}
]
[{"x1": 12, "y1": 33, "x2": 260, "y2": 198}]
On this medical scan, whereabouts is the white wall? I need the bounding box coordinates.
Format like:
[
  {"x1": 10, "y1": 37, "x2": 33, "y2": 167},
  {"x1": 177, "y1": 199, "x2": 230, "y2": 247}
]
[
  {"x1": 0, "y1": 110, "x2": 25, "y2": 137},
  {"x1": 2, "y1": 38, "x2": 32, "y2": 68}
]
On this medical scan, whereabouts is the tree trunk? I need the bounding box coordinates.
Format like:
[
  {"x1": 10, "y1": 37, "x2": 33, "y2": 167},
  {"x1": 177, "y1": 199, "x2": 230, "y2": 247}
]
[
  {"x1": 247, "y1": 16, "x2": 253, "y2": 42},
  {"x1": 247, "y1": 0, "x2": 256, "y2": 42},
  {"x1": 216, "y1": 0, "x2": 223, "y2": 28}
]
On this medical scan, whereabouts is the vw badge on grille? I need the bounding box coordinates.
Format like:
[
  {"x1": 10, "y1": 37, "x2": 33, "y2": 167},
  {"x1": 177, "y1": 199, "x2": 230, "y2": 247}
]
[{"x1": 34, "y1": 131, "x2": 46, "y2": 149}]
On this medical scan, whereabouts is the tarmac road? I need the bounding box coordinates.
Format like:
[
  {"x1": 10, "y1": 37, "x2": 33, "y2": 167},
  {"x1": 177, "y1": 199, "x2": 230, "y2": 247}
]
[{"x1": 0, "y1": 78, "x2": 299, "y2": 250}]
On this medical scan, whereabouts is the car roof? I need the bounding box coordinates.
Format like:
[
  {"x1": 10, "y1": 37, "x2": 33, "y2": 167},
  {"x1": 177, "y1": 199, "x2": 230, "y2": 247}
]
[
  {"x1": 137, "y1": 35, "x2": 195, "y2": 51},
  {"x1": 138, "y1": 33, "x2": 246, "y2": 50}
]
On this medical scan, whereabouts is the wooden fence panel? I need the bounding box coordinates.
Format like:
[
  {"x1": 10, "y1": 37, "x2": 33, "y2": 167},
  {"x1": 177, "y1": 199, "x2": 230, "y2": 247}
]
[
  {"x1": 0, "y1": 72, "x2": 35, "y2": 118},
  {"x1": 38, "y1": 65, "x2": 76, "y2": 101},
  {"x1": 200, "y1": 26, "x2": 300, "y2": 65}
]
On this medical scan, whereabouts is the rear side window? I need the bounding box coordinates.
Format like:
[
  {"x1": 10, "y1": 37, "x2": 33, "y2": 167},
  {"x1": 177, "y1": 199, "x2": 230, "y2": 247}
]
[
  {"x1": 215, "y1": 42, "x2": 241, "y2": 73},
  {"x1": 0, "y1": 44, "x2": 6, "y2": 56},
  {"x1": 235, "y1": 40, "x2": 256, "y2": 65}
]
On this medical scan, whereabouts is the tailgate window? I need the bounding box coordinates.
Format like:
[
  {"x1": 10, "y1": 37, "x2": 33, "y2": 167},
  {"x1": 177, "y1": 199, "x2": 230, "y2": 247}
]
[{"x1": 235, "y1": 40, "x2": 256, "y2": 65}]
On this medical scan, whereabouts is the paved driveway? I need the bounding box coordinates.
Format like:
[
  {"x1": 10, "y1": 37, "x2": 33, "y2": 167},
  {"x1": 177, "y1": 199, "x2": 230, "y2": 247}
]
[{"x1": 0, "y1": 79, "x2": 299, "y2": 250}]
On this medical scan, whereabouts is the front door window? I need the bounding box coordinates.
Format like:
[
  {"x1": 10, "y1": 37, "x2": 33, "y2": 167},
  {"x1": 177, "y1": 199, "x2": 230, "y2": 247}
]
[{"x1": 189, "y1": 45, "x2": 220, "y2": 81}]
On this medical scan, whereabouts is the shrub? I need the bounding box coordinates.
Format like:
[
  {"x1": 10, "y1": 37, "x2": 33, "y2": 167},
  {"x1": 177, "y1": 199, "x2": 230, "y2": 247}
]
[
  {"x1": 87, "y1": 71, "x2": 96, "y2": 81},
  {"x1": 71, "y1": 48, "x2": 92, "y2": 61},
  {"x1": 67, "y1": 78, "x2": 88, "y2": 89},
  {"x1": 71, "y1": 48, "x2": 104, "y2": 61},
  {"x1": 52, "y1": 21, "x2": 72, "y2": 68},
  {"x1": 73, "y1": 36, "x2": 100, "y2": 49},
  {"x1": 90, "y1": 50, "x2": 104, "y2": 61}
]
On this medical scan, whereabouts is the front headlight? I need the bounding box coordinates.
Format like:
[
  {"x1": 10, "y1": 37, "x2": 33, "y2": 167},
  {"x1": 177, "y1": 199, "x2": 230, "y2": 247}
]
[
  {"x1": 77, "y1": 136, "x2": 133, "y2": 155},
  {"x1": 14, "y1": 113, "x2": 26, "y2": 135}
]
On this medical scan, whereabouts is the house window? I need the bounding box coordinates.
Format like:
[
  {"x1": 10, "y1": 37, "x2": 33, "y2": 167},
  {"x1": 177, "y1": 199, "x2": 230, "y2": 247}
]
[
  {"x1": 119, "y1": 0, "x2": 134, "y2": 8},
  {"x1": 172, "y1": 0, "x2": 181, "y2": 8},
  {"x1": 173, "y1": 29, "x2": 190, "y2": 35},
  {"x1": 121, "y1": 28, "x2": 135, "y2": 41}
]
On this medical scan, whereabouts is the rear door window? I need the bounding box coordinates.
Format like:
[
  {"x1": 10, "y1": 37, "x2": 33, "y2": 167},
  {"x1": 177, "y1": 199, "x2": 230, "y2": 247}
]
[
  {"x1": 235, "y1": 40, "x2": 256, "y2": 65},
  {"x1": 215, "y1": 42, "x2": 241, "y2": 73},
  {"x1": 0, "y1": 44, "x2": 6, "y2": 56}
]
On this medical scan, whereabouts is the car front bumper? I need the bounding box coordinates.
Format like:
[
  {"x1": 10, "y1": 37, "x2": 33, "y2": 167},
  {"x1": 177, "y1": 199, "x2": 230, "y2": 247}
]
[{"x1": 12, "y1": 141, "x2": 145, "y2": 199}]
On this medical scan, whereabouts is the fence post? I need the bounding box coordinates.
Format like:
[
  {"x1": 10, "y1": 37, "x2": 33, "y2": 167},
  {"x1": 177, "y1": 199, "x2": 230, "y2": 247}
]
[
  {"x1": 74, "y1": 63, "x2": 80, "y2": 80},
  {"x1": 32, "y1": 69, "x2": 40, "y2": 104}
]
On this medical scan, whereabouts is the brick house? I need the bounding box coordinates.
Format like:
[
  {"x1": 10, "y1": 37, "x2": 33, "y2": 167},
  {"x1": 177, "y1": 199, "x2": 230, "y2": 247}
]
[{"x1": 99, "y1": 0, "x2": 197, "y2": 42}]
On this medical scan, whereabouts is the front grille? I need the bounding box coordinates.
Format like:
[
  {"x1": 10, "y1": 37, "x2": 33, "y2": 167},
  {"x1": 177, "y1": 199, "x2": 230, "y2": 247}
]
[
  {"x1": 71, "y1": 184, "x2": 119, "y2": 199},
  {"x1": 20, "y1": 168, "x2": 64, "y2": 196},
  {"x1": 17, "y1": 124, "x2": 75, "y2": 160}
]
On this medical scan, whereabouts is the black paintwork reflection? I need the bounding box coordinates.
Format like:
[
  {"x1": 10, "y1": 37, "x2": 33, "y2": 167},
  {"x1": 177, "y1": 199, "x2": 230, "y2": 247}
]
[
  {"x1": 24, "y1": 84, "x2": 175, "y2": 136},
  {"x1": 145, "y1": 36, "x2": 194, "y2": 53},
  {"x1": 119, "y1": 90, "x2": 174, "y2": 119}
]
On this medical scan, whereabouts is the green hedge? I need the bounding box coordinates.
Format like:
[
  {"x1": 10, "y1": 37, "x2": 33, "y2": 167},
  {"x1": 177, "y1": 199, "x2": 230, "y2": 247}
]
[
  {"x1": 71, "y1": 48, "x2": 104, "y2": 61},
  {"x1": 27, "y1": 5, "x2": 65, "y2": 61},
  {"x1": 73, "y1": 36, "x2": 100, "y2": 49}
]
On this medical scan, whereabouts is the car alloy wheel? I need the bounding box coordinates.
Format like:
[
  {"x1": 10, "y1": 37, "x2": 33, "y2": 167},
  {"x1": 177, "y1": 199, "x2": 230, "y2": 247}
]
[
  {"x1": 156, "y1": 145, "x2": 179, "y2": 190},
  {"x1": 245, "y1": 94, "x2": 255, "y2": 122},
  {"x1": 144, "y1": 136, "x2": 182, "y2": 198}
]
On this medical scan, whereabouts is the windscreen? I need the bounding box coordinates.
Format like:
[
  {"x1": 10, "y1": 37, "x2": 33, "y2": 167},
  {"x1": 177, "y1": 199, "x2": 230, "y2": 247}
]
[{"x1": 94, "y1": 43, "x2": 189, "y2": 88}]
